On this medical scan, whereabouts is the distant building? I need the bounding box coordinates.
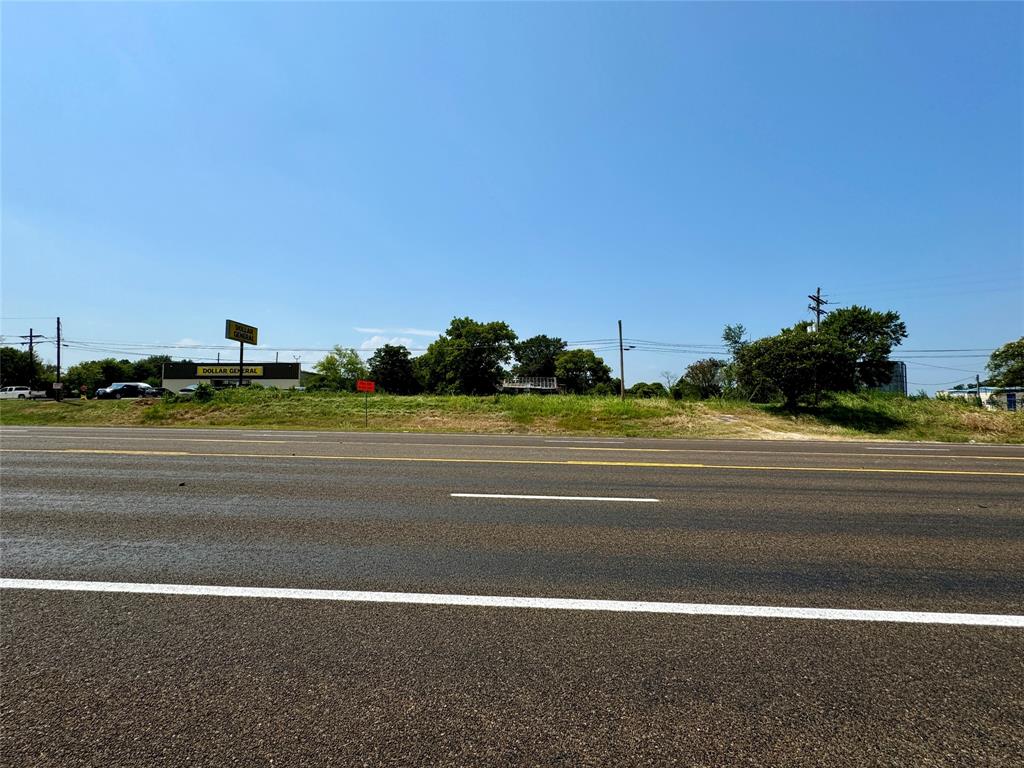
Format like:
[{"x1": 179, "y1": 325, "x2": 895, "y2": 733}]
[
  {"x1": 161, "y1": 362, "x2": 301, "y2": 392},
  {"x1": 870, "y1": 361, "x2": 907, "y2": 396},
  {"x1": 936, "y1": 386, "x2": 1023, "y2": 411},
  {"x1": 500, "y1": 376, "x2": 560, "y2": 394}
]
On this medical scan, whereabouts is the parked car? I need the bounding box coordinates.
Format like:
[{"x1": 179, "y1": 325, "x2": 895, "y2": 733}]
[
  {"x1": 94, "y1": 382, "x2": 156, "y2": 400},
  {"x1": 0, "y1": 385, "x2": 47, "y2": 400}
]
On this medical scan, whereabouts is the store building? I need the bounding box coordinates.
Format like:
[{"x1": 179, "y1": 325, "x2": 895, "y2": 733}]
[{"x1": 161, "y1": 362, "x2": 301, "y2": 392}]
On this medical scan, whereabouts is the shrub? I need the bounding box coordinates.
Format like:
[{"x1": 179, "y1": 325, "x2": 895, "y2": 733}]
[{"x1": 193, "y1": 383, "x2": 215, "y2": 402}]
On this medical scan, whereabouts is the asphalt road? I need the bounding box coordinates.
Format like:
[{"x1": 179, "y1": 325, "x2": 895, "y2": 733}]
[{"x1": 2, "y1": 426, "x2": 1022, "y2": 766}]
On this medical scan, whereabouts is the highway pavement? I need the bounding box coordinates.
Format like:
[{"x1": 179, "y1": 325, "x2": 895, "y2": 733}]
[{"x1": 1, "y1": 426, "x2": 1022, "y2": 766}]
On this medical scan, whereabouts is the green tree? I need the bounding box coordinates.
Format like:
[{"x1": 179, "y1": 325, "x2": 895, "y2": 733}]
[
  {"x1": 986, "y1": 338, "x2": 1024, "y2": 387},
  {"x1": 681, "y1": 358, "x2": 728, "y2": 399},
  {"x1": 368, "y1": 344, "x2": 420, "y2": 394},
  {"x1": 819, "y1": 305, "x2": 907, "y2": 387},
  {"x1": 628, "y1": 381, "x2": 669, "y2": 398},
  {"x1": 736, "y1": 328, "x2": 857, "y2": 409},
  {"x1": 313, "y1": 346, "x2": 368, "y2": 391},
  {"x1": 419, "y1": 317, "x2": 518, "y2": 394},
  {"x1": 101, "y1": 359, "x2": 135, "y2": 386},
  {"x1": 0, "y1": 346, "x2": 35, "y2": 387},
  {"x1": 720, "y1": 324, "x2": 749, "y2": 394},
  {"x1": 131, "y1": 355, "x2": 172, "y2": 387},
  {"x1": 554, "y1": 349, "x2": 612, "y2": 394},
  {"x1": 512, "y1": 335, "x2": 567, "y2": 378},
  {"x1": 62, "y1": 358, "x2": 134, "y2": 395},
  {"x1": 722, "y1": 324, "x2": 748, "y2": 358},
  {"x1": 64, "y1": 360, "x2": 105, "y2": 395}
]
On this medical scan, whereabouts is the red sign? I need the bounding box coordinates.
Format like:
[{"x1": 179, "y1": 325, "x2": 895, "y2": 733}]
[{"x1": 356, "y1": 379, "x2": 375, "y2": 393}]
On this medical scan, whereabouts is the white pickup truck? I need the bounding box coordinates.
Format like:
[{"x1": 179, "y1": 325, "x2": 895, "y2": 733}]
[{"x1": 0, "y1": 385, "x2": 48, "y2": 400}]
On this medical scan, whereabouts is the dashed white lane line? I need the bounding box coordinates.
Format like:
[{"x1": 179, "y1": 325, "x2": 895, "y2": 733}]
[
  {"x1": 2, "y1": 578, "x2": 1021, "y2": 627},
  {"x1": 451, "y1": 493, "x2": 659, "y2": 503},
  {"x1": 545, "y1": 439, "x2": 625, "y2": 444}
]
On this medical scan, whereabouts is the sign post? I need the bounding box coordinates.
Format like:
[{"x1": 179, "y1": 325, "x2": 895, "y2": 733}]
[
  {"x1": 356, "y1": 379, "x2": 375, "y2": 428},
  {"x1": 225, "y1": 320, "x2": 259, "y2": 389}
]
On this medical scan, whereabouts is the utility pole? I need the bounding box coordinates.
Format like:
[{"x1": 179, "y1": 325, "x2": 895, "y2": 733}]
[
  {"x1": 18, "y1": 328, "x2": 45, "y2": 388},
  {"x1": 618, "y1": 320, "x2": 625, "y2": 400},
  {"x1": 56, "y1": 317, "x2": 62, "y2": 395},
  {"x1": 808, "y1": 287, "x2": 829, "y2": 331}
]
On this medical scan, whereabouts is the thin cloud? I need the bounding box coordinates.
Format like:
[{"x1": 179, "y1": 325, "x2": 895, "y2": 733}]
[
  {"x1": 354, "y1": 326, "x2": 439, "y2": 337},
  {"x1": 359, "y1": 335, "x2": 414, "y2": 351}
]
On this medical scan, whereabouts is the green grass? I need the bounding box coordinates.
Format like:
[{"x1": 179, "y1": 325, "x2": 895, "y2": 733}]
[{"x1": 2, "y1": 388, "x2": 1021, "y2": 443}]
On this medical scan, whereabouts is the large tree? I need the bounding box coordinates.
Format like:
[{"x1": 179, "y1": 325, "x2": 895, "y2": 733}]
[
  {"x1": 736, "y1": 327, "x2": 857, "y2": 409},
  {"x1": 368, "y1": 344, "x2": 420, "y2": 394},
  {"x1": 554, "y1": 349, "x2": 612, "y2": 394},
  {"x1": 722, "y1": 324, "x2": 749, "y2": 358},
  {"x1": 819, "y1": 305, "x2": 907, "y2": 387},
  {"x1": 419, "y1": 317, "x2": 518, "y2": 394},
  {"x1": 131, "y1": 355, "x2": 172, "y2": 387},
  {"x1": 64, "y1": 358, "x2": 135, "y2": 394},
  {"x1": 0, "y1": 346, "x2": 36, "y2": 387},
  {"x1": 681, "y1": 358, "x2": 728, "y2": 399},
  {"x1": 512, "y1": 335, "x2": 567, "y2": 378},
  {"x1": 718, "y1": 323, "x2": 751, "y2": 394},
  {"x1": 313, "y1": 346, "x2": 368, "y2": 391},
  {"x1": 986, "y1": 338, "x2": 1024, "y2": 388}
]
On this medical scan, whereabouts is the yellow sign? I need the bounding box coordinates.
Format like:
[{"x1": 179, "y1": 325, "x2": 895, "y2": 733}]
[
  {"x1": 225, "y1": 319, "x2": 258, "y2": 345},
  {"x1": 196, "y1": 366, "x2": 264, "y2": 377}
]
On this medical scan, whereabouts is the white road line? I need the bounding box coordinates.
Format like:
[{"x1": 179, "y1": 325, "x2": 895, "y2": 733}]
[
  {"x1": 545, "y1": 439, "x2": 625, "y2": 444},
  {"x1": 865, "y1": 447, "x2": 950, "y2": 452},
  {"x1": 2, "y1": 578, "x2": 1020, "y2": 627},
  {"x1": 451, "y1": 493, "x2": 659, "y2": 503}
]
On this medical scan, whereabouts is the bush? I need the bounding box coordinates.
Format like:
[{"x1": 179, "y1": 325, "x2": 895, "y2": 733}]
[
  {"x1": 193, "y1": 383, "x2": 215, "y2": 402},
  {"x1": 628, "y1": 382, "x2": 669, "y2": 398}
]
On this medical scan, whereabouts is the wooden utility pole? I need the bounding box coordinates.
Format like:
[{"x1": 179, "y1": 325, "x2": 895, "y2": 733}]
[
  {"x1": 19, "y1": 329, "x2": 45, "y2": 388},
  {"x1": 618, "y1": 320, "x2": 625, "y2": 400},
  {"x1": 56, "y1": 317, "x2": 62, "y2": 384},
  {"x1": 808, "y1": 287, "x2": 829, "y2": 331}
]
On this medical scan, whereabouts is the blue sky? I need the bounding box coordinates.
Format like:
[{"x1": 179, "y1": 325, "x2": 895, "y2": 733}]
[{"x1": 2, "y1": 2, "x2": 1021, "y2": 391}]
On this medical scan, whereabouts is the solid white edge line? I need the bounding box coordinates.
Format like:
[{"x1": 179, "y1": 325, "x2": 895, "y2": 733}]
[
  {"x1": 451, "y1": 493, "x2": 660, "y2": 503},
  {"x1": 1, "y1": 579, "x2": 1021, "y2": 627}
]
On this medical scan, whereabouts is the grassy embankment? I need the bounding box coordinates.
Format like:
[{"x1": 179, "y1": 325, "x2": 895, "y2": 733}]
[{"x1": 2, "y1": 388, "x2": 1021, "y2": 443}]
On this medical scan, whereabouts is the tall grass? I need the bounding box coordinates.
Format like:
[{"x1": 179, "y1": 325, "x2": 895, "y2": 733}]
[{"x1": 2, "y1": 388, "x2": 1021, "y2": 442}]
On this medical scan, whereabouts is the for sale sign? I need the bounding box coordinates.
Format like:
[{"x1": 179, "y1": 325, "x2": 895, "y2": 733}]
[{"x1": 356, "y1": 380, "x2": 375, "y2": 393}]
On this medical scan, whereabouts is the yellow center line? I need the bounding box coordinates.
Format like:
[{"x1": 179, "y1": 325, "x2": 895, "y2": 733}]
[
  {"x1": 3, "y1": 433, "x2": 1022, "y2": 461},
  {"x1": 3, "y1": 448, "x2": 1023, "y2": 477}
]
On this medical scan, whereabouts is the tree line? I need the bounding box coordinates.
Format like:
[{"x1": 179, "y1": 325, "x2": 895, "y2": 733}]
[
  {"x1": 312, "y1": 317, "x2": 616, "y2": 396},
  {"x1": 310, "y1": 307, "x2": 911, "y2": 406},
  {"x1": 2, "y1": 311, "x2": 1019, "y2": 409},
  {"x1": 0, "y1": 349, "x2": 173, "y2": 393}
]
